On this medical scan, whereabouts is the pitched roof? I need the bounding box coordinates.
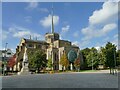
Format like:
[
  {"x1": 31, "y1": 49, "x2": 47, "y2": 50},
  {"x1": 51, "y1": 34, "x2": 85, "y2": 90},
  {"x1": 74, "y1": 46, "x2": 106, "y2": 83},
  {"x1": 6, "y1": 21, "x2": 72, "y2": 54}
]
[{"x1": 24, "y1": 38, "x2": 48, "y2": 44}]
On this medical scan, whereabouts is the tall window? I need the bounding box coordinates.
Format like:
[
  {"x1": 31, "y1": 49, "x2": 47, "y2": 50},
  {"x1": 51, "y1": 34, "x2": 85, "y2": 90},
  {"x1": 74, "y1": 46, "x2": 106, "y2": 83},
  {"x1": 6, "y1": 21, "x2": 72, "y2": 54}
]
[
  {"x1": 55, "y1": 53, "x2": 56, "y2": 61},
  {"x1": 55, "y1": 53, "x2": 58, "y2": 61}
]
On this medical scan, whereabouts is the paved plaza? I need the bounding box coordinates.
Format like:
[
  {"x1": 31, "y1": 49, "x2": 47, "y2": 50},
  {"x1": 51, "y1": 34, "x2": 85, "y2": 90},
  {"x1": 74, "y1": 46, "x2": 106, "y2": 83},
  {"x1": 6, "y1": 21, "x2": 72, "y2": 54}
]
[{"x1": 2, "y1": 71, "x2": 118, "y2": 88}]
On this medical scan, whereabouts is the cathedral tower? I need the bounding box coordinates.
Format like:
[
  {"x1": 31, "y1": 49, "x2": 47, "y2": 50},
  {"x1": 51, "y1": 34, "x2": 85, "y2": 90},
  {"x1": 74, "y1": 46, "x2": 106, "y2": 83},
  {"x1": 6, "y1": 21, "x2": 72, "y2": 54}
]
[{"x1": 45, "y1": 4, "x2": 59, "y2": 44}]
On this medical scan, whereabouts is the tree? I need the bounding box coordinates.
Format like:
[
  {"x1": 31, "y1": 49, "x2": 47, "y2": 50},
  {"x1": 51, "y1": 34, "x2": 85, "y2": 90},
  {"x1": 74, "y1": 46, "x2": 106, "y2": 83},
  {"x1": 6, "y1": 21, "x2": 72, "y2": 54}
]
[
  {"x1": 81, "y1": 48, "x2": 91, "y2": 69},
  {"x1": 116, "y1": 50, "x2": 120, "y2": 66},
  {"x1": 28, "y1": 49, "x2": 47, "y2": 73},
  {"x1": 47, "y1": 58, "x2": 53, "y2": 70},
  {"x1": 86, "y1": 47, "x2": 99, "y2": 69},
  {"x1": 98, "y1": 47, "x2": 106, "y2": 66},
  {"x1": 105, "y1": 42, "x2": 116, "y2": 74},
  {"x1": 60, "y1": 52, "x2": 69, "y2": 71},
  {"x1": 7, "y1": 54, "x2": 16, "y2": 71},
  {"x1": 74, "y1": 57, "x2": 80, "y2": 72}
]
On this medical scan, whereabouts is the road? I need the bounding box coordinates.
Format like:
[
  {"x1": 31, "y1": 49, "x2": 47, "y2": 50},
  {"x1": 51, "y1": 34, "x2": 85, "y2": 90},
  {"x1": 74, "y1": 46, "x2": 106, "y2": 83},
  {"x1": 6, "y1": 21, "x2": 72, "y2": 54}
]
[{"x1": 2, "y1": 72, "x2": 118, "y2": 88}]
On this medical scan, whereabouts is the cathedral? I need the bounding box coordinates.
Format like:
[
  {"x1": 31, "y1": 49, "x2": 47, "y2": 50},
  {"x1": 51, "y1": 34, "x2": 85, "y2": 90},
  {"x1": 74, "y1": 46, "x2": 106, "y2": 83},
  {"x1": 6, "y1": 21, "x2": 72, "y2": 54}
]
[{"x1": 15, "y1": 7, "x2": 81, "y2": 73}]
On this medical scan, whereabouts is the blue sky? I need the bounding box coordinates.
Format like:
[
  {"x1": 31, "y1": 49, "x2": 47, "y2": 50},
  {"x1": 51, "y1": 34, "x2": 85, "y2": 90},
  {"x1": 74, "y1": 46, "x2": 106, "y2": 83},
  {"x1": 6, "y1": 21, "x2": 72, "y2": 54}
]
[{"x1": 1, "y1": 2, "x2": 118, "y2": 52}]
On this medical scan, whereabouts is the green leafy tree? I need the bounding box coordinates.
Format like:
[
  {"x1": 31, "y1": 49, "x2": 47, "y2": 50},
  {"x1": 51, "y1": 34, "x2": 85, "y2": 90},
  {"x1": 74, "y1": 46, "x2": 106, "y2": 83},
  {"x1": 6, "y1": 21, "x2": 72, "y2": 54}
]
[
  {"x1": 98, "y1": 47, "x2": 106, "y2": 66},
  {"x1": 60, "y1": 52, "x2": 69, "y2": 71},
  {"x1": 81, "y1": 48, "x2": 91, "y2": 69},
  {"x1": 105, "y1": 42, "x2": 116, "y2": 74},
  {"x1": 86, "y1": 47, "x2": 99, "y2": 69},
  {"x1": 47, "y1": 58, "x2": 53, "y2": 70},
  {"x1": 116, "y1": 50, "x2": 120, "y2": 66},
  {"x1": 28, "y1": 49, "x2": 47, "y2": 73}
]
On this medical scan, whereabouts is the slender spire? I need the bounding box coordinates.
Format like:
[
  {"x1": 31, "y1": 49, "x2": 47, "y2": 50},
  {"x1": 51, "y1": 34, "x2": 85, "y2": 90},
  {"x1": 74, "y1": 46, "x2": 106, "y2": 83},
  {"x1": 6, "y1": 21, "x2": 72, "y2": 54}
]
[{"x1": 51, "y1": 4, "x2": 54, "y2": 34}]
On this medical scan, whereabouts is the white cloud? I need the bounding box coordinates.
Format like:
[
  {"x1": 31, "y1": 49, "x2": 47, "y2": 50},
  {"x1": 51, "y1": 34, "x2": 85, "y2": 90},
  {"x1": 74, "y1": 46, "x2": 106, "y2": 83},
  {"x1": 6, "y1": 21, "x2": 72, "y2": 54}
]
[
  {"x1": 61, "y1": 25, "x2": 70, "y2": 33},
  {"x1": 80, "y1": 40, "x2": 90, "y2": 49},
  {"x1": 81, "y1": 23, "x2": 117, "y2": 41},
  {"x1": 25, "y1": 2, "x2": 49, "y2": 13},
  {"x1": 40, "y1": 14, "x2": 59, "y2": 28},
  {"x1": 111, "y1": 34, "x2": 118, "y2": 49},
  {"x1": 102, "y1": 23, "x2": 117, "y2": 33},
  {"x1": 89, "y1": 2, "x2": 118, "y2": 25},
  {"x1": 95, "y1": 46, "x2": 100, "y2": 51},
  {"x1": 81, "y1": 2, "x2": 118, "y2": 42},
  {"x1": 112, "y1": 39, "x2": 118, "y2": 46},
  {"x1": 9, "y1": 25, "x2": 44, "y2": 40},
  {"x1": 1, "y1": 30, "x2": 9, "y2": 40},
  {"x1": 11, "y1": 48, "x2": 16, "y2": 53},
  {"x1": 80, "y1": 2, "x2": 118, "y2": 49},
  {"x1": 60, "y1": 25, "x2": 70, "y2": 39},
  {"x1": 25, "y1": 2, "x2": 38, "y2": 10},
  {"x1": 72, "y1": 40, "x2": 90, "y2": 49},
  {"x1": 13, "y1": 31, "x2": 31, "y2": 38},
  {"x1": 72, "y1": 41, "x2": 79, "y2": 46},
  {"x1": 73, "y1": 31, "x2": 79, "y2": 38}
]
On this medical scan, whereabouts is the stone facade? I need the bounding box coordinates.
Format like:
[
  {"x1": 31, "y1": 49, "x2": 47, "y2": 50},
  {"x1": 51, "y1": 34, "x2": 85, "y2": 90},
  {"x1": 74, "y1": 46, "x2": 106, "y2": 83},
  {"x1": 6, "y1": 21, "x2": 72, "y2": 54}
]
[
  {"x1": 16, "y1": 32, "x2": 80, "y2": 71},
  {"x1": 15, "y1": 38, "x2": 49, "y2": 71},
  {"x1": 15, "y1": 7, "x2": 81, "y2": 72}
]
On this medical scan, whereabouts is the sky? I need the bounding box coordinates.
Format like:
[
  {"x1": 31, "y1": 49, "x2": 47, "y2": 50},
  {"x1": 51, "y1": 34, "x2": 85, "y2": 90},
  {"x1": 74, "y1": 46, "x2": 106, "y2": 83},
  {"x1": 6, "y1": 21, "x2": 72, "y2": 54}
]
[{"x1": 1, "y1": 2, "x2": 118, "y2": 52}]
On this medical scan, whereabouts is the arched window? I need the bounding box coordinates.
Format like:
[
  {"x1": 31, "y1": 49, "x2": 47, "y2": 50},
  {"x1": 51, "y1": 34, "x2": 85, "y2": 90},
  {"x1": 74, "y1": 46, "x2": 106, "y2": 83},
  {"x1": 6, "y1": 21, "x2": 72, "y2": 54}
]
[{"x1": 54, "y1": 53, "x2": 58, "y2": 61}]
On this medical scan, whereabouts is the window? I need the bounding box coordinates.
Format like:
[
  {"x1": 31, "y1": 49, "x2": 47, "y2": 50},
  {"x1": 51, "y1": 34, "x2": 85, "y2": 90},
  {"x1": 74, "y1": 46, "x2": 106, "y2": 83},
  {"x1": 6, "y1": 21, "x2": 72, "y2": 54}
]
[{"x1": 55, "y1": 53, "x2": 58, "y2": 61}]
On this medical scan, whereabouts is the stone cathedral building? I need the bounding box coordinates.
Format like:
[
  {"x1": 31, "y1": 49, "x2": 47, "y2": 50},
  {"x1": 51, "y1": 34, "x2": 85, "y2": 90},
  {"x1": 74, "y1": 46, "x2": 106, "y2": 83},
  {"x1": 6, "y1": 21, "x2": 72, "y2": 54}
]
[{"x1": 15, "y1": 7, "x2": 81, "y2": 73}]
